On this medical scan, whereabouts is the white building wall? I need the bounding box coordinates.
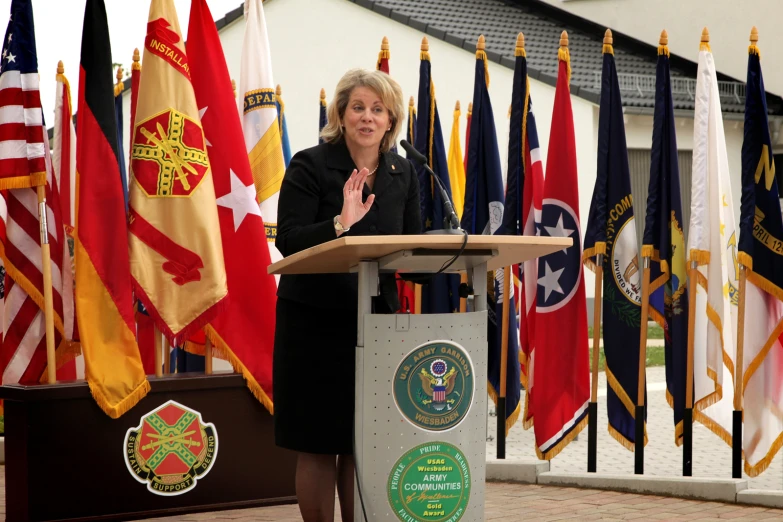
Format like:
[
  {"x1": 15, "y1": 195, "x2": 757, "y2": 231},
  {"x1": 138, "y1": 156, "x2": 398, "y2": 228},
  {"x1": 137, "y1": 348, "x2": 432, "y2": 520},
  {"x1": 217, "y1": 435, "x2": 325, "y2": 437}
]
[{"x1": 539, "y1": 0, "x2": 783, "y2": 96}]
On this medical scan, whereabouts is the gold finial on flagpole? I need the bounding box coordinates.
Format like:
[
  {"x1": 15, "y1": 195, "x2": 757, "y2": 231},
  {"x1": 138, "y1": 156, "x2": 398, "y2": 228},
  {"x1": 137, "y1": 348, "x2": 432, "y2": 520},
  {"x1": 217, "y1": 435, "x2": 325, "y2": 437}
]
[
  {"x1": 57, "y1": 60, "x2": 63, "y2": 75},
  {"x1": 409, "y1": 95, "x2": 415, "y2": 108},
  {"x1": 604, "y1": 29, "x2": 613, "y2": 46},
  {"x1": 468, "y1": 102, "x2": 473, "y2": 113},
  {"x1": 455, "y1": 100, "x2": 460, "y2": 112},
  {"x1": 381, "y1": 36, "x2": 389, "y2": 50},
  {"x1": 515, "y1": 32, "x2": 525, "y2": 57},
  {"x1": 320, "y1": 88, "x2": 326, "y2": 101},
  {"x1": 750, "y1": 26, "x2": 759, "y2": 44},
  {"x1": 421, "y1": 36, "x2": 429, "y2": 52},
  {"x1": 132, "y1": 48, "x2": 141, "y2": 71},
  {"x1": 560, "y1": 30, "x2": 569, "y2": 49},
  {"x1": 276, "y1": 84, "x2": 282, "y2": 97},
  {"x1": 114, "y1": 67, "x2": 124, "y2": 96},
  {"x1": 477, "y1": 35, "x2": 486, "y2": 51},
  {"x1": 116, "y1": 67, "x2": 124, "y2": 83},
  {"x1": 701, "y1": 27, "x2": 710, "y2": 43},
  {"x1": 660, "y1": 29, "x2": 668, "y2": 46}
]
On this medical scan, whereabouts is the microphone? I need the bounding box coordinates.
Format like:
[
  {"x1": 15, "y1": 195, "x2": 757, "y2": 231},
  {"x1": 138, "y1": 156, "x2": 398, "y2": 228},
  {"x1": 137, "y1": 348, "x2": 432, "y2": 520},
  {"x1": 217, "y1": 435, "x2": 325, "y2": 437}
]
[{"x1": 399, "y1": 140, "x2": 462, "y2": 232}]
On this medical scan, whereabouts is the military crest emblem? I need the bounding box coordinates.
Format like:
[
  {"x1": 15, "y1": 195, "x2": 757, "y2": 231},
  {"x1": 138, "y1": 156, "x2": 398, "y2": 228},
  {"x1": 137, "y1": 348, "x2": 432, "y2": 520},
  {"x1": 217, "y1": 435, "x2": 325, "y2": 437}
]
[
  {"x1": 131, "y1": 108, "x2": 209, "y2": 197},
  {"x1": 393, "y1": 341, "x2": 474, "y2": 431},
  {"x1": 124, "y1": 401, "x2": 218, "y2": 496}
]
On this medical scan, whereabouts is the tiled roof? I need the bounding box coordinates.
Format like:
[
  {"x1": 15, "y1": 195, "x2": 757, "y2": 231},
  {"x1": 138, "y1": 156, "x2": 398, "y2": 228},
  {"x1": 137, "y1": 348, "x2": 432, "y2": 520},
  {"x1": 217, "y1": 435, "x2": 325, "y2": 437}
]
[{"x1": 354, "y1": 0, "x2": 783, "y2": 115}]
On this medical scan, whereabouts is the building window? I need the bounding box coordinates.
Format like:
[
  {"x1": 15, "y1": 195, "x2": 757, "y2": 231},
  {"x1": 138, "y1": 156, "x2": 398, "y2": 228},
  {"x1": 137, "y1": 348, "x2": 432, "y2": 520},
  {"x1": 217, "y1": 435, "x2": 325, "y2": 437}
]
[{"x1": 627, "y1": 149, "x2": 693, "y2": 249}]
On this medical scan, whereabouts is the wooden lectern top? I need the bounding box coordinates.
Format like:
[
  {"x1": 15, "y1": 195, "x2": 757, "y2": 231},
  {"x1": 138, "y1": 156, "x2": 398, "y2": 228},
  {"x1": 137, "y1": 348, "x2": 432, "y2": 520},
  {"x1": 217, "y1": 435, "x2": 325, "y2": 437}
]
[{"x1": 267, "y1": 234, "x2": 572, "y2": 275}]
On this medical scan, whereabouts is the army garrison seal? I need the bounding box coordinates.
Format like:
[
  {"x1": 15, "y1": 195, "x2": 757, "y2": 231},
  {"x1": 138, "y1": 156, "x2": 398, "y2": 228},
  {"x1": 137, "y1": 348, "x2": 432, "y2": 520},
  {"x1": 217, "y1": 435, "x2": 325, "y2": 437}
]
[
  {"x1": 388, "y1": 441, "x2": 471, "y2": 522},
  {"x1": 393, "y1": 340, "x2": 474, "y2": 431},
  {"x1": 124, "y1": 400, "x2": 218, "y2": 496}
]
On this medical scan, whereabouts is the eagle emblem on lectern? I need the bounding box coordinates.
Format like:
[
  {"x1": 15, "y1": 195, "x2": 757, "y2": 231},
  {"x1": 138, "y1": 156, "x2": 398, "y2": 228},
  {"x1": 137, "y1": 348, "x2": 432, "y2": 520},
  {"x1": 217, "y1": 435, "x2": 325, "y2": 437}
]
[{"x1": 393, "y1": 341, "x2": 475, "y2": 432}]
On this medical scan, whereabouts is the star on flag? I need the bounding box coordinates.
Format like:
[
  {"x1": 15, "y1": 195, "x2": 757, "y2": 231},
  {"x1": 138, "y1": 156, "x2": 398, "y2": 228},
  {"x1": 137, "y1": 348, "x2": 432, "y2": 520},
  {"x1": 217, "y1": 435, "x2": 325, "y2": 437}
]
[{"x1": 216, "y1": 169, "x2": 261, "y2": 232}]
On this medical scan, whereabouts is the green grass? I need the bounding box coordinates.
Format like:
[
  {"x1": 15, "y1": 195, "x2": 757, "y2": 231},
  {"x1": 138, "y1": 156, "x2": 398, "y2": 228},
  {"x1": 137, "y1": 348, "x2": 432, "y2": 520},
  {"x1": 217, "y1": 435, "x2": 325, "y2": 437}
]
[
  {"x1": 587, "y1": 323, "x2": 664, "y2": 340},
  {"x1": 588, "y1": 346, "x2": 665, "y2": 372}
]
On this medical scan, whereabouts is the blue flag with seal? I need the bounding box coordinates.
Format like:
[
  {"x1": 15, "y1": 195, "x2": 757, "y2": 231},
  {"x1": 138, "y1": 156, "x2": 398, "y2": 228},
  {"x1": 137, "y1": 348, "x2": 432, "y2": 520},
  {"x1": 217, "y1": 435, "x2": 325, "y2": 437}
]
[
  {"x1": 583, "y1": 33, "x2": 644, "y2": 451},
  {"x1": 275, "y1": 84, "x2": 291, "y2": 167},
  {"x1": 642, "y1": 35, "x2": 689, "y2": 446},
  {"x1": 738, "y1": 31, "x2": 783, "y2": 477},
  {"x1": 415, "y1": 37, "x2": 459, "y2": 314}
]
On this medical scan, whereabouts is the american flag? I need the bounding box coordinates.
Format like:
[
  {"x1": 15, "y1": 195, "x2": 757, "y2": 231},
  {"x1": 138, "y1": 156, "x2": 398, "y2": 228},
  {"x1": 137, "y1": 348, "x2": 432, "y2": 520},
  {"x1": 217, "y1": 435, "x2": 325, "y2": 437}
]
[{"x1": 0, "y1": 0, "x2": 75, "y2": 385}]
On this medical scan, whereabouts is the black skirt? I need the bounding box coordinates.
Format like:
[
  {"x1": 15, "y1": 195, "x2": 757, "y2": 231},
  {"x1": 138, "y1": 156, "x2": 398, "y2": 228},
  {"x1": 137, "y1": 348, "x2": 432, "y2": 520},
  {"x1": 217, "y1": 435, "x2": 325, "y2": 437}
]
[{"x1": 273, "y1": 297, "x2": 357, "y2": 455}]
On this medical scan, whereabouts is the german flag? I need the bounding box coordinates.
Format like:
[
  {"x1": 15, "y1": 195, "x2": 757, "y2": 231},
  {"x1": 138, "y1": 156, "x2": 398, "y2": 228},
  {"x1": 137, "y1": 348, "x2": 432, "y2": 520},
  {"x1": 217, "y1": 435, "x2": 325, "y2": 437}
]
[{"x1": 75, "y1": 0, "x2": 149, "y2": 418}]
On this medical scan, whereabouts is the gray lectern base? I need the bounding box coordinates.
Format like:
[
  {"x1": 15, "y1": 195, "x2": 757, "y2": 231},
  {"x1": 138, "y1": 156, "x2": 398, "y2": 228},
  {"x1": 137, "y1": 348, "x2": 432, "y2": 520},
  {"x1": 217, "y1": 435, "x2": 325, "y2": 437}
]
[{"x1": 355, "y1": 311, "x2": 488, "y2": 521}]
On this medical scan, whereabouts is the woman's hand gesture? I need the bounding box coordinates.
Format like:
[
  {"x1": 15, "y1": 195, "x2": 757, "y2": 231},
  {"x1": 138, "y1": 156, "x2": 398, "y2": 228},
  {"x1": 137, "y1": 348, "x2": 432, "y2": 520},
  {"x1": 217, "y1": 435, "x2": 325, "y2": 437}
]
[{"x1": 338, "y1": 168, "x2": 375, "y2": 231}]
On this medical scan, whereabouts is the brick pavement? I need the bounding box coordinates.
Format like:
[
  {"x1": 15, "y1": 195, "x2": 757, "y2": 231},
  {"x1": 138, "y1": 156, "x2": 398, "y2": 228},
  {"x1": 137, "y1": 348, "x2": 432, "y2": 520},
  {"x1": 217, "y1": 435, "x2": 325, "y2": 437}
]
[
  {"x1": 142, "y1": 483, "x2": 783, "y2": 521},
  {"x1": 487, "y1": 366, "x2": 783, "y2": 491}
]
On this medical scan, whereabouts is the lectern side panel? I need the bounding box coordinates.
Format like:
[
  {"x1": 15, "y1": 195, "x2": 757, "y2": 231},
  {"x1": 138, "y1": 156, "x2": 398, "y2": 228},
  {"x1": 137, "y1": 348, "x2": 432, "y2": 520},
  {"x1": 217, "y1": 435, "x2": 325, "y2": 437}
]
[{"x1": 358, "y1": 312, "x2": 488, "y2": 522}]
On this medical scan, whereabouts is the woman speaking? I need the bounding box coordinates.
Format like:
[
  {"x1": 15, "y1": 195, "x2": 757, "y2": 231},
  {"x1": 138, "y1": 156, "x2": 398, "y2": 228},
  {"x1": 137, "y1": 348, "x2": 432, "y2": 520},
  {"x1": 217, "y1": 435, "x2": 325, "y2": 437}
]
[{"x1": 273, "y1": 68, "x2": 421, "y2": 522}]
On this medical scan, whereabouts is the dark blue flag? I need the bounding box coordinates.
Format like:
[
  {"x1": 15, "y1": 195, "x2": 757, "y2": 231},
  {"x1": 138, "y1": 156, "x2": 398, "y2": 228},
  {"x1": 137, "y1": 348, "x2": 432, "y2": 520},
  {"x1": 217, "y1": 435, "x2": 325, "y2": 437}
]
[
  {"x1": 275, "y1": 85, "x2": 291, "y2": 167},
  {"x1": 642, "y1": 42, "x2": 689, "y2": 446},
  {"x1": 318, "y1": 88, "x2": 327, "y2": 144},
  {"x1": 114, "y1": 78, "x2": 128, "y2": 212},
  {"x1": 583, "y1": 40, "x2": 644, "y2": 450},
  {"x1": 415, "y1": 40, "x2": 459, "y2": 314},
  {"x1": 738, "y1": 35, "x2": 783, "y2": 476},
  {"x1": 493, "y1": 34, "x2": 526, "y2": 434}
]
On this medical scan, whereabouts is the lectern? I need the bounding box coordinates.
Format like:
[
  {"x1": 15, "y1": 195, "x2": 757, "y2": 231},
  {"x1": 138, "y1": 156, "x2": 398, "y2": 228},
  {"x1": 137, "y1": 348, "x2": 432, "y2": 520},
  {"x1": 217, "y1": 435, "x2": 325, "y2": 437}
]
[{"x1": 268, "y1": 234, "x2": 570, "y2": 522}]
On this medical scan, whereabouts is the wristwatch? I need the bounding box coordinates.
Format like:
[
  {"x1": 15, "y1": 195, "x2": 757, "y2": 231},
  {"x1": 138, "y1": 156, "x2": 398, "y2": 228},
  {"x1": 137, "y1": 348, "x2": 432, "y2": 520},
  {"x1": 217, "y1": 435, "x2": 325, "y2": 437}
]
[{"x1": 334, "y1": 215, "x2": 350, "y2": 233}]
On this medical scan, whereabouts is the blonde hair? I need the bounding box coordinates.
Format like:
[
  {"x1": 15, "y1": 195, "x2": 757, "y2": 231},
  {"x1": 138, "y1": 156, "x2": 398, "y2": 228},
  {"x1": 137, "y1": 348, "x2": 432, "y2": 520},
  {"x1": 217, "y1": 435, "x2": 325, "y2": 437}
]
[{"x1": 320, "y1": 68, "x2": 404, "y2": 153}]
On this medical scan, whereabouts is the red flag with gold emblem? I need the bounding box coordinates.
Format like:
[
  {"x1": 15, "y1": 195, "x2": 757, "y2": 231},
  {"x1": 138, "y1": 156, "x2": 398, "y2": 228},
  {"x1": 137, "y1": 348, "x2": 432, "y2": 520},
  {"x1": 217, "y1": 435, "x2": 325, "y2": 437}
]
[{"x1": 129, "y1": 0, "x2": 227, "y2": 344}]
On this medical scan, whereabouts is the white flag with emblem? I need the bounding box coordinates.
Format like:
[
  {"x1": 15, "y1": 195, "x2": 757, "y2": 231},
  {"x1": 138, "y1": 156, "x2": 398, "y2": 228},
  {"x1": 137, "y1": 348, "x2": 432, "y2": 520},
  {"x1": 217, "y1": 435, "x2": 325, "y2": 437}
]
[
  {"x1": 686, "y1": 37, "x2": 737, "y2": 446},
  {"x1": 239, "y1": 0, "x2": 285, "y2": 270}
]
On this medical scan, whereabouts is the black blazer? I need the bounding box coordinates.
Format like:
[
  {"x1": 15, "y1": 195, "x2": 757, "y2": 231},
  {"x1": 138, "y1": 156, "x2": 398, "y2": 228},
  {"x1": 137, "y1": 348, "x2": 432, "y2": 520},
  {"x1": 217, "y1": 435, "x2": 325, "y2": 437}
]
[{"x1": 276, "y1": 140, "x2": 422, "y2": 311}]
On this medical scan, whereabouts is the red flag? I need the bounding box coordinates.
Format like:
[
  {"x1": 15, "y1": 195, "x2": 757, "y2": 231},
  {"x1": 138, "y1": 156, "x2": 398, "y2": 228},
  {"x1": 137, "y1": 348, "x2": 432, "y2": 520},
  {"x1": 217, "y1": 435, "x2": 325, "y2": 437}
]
[
  {"x1": 187, "y1": 0, "x2": 276, "y2": 410},
  {"x1": 530, "y1": 39, "x2": 589, "y2": 459}
]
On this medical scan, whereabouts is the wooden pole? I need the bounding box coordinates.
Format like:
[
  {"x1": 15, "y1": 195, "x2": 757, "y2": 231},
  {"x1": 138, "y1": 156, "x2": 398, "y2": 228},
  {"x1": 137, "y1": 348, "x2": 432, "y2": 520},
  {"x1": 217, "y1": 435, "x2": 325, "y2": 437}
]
[
  {"x1": 588, "y1": 254, "x2": 603, "y2": 473},
  {"x1": 459, "y1": 272, "x2": 468, "y2": 313},
  {"x1": 163, "y1": 338, "x2": 171, "y2": 375},
  {"x1": 36, "y1": 186, "x2": 57, "y2": 384},
  {"x1": 635, "y1": 256, "x2": 651, "y2": 473},
  {"x1": 154, "y1": 328, "x2": 163, "y2": 378},
  {"x1": 684, "y1": 260, "x2": 698, "y2": 476},
  {"x1": 205, "y1": 336, "x2": 213, "y2": 375},
  {"x1": 733, "y1": 265, "x2": 747, "y2": 478},
  {"x1": 497, "y1": 266, "x2": 511, "y2": 459}
]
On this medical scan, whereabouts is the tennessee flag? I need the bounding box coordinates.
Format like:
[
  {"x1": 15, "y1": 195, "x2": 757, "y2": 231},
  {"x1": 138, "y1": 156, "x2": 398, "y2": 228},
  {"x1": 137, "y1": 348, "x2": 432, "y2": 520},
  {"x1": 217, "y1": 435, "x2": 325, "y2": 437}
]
[
  {"x1": 75, "y1": 0, "x2": 149, "y2": 417},
  {"x1": 188, "y1": 0, "x2": 276, "y2": 411},
  {"x1": 239, "y1": 0, "x2": 285, "y2": 267},
  {"x1": 129, "y1": 0, "x2": 228, "y2": 343},
  {"x1": 532, "y1": 33, "x2": 589, "y2": 459}
]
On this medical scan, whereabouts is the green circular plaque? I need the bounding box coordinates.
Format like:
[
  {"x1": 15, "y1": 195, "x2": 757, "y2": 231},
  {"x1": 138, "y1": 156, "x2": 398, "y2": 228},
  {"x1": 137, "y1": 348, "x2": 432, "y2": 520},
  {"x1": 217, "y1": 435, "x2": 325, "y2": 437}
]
[
  {"x1": 393, "y1": 341, "x2": 474, "y2": 431},
  {"x1": 387, "y1": 442, "x2": 471, "y2": 522}
]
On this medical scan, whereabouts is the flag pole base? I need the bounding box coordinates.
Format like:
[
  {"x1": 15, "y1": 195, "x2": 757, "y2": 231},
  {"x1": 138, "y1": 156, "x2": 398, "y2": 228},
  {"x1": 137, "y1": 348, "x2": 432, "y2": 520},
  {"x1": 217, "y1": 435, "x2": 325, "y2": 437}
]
[
  {"x1": 732, "y1": 409, "x2": 742, "y2": 479},
  {"x1": 683, "y1": 407, "x2": 693, "y2": 476},
  {"x1": 634, "y1": 405, "x2": 644, "y2": 474},
  {"x1": 497, "y1": 397, "x2": 506, "y2": 459},
  {"x1": 587, "y1": 401, "x2": 597, "y2": 472}
]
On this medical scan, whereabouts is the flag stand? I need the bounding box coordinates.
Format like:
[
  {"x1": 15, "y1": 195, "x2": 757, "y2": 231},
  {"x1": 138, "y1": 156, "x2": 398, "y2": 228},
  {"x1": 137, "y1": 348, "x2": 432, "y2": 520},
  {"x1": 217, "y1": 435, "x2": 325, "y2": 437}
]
[
  {"x1": 36, "y1": 186, "x2": 57, "y2": 384},
  {"x1": 588, "y1": 254, "x2": 603, "y2": 472},
  {"x1": 497, "y1": 266, "x2": 511, "y2": 459},
  {"x1": 154, "y1": 328, "x2": 163, "y2": 378},
  {"x1": 733, "y1": 265, "x2": 747, "y2": 478},
  {"x1": 635, "y1": 255, "x2": 651, "y2": 473},
  {"x1": 684, "y1": 260, "x2": 698, "y2": 476},
  {"x1": 205, "y1": 337, "x2": 213, "y2": 375}
]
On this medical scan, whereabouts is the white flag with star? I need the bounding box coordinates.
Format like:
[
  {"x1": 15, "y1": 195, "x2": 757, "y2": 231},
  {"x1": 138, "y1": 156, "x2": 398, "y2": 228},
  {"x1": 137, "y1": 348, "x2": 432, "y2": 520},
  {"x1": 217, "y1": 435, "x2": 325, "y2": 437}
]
[{"x1": 686, "y1": 39, "x2": 737, "y2": 446}]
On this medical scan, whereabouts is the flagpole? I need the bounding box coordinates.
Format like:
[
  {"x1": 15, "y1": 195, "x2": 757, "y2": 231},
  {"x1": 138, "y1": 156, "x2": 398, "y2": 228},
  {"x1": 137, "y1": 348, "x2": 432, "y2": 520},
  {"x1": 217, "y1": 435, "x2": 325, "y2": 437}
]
[
  {"x1": 37, "y1": 186, "x2": 57, "y2": 384},
  {"x1": 205, "y1": 336, "x2": 213, "y2": 375},
  {"x1": 498, "y1": 266, "x2": 511, "y2": 459},
  {"x1": 154, "y1": 328, "x2": 163, "y2": 378},
  {"x1": 588, "y1": 253, "x2": 603, "y2": 472},
  {"x1": 163, "y1": 338, "x2": 171, "y2": 374},
  {"x1": 636, "y1": 254, "x2": 651, "y2": 473},
  {"x1": 733, "y1": 263, "x2": 747, "y2": 478},
  {"x1": 684, "y1": 258, "x2": 697, "y2": 476}
]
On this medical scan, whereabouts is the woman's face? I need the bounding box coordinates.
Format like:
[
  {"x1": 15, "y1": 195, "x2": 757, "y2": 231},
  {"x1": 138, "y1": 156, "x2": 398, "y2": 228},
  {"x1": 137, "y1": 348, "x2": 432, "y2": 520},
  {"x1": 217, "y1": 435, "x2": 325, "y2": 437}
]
[{"x1": 341, "y1": 86, "x2": 391, "y2": 153}]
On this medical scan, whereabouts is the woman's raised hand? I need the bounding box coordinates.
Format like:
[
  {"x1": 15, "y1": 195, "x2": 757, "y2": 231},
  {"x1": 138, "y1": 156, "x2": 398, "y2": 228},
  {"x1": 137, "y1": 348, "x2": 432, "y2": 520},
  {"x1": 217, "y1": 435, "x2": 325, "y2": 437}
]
[{"x1": 338, "y1": 168, "x2": 376, "y2": 230}]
